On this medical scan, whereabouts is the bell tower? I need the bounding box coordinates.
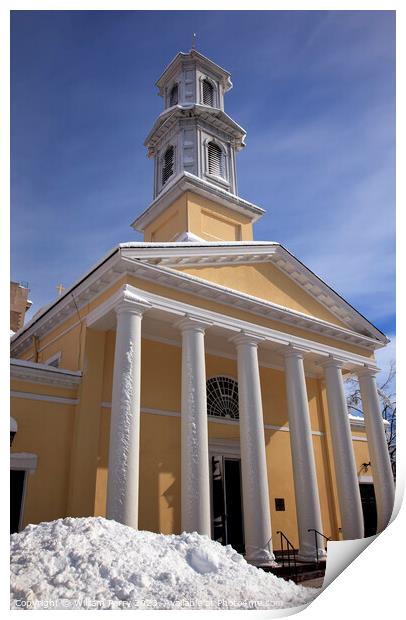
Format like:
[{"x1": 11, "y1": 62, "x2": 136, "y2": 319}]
[{"x1": 131, "y1": 49, "x2": 265, "y2": 242}]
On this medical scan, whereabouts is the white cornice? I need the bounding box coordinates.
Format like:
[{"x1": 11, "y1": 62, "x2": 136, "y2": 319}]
[
  {"x1": 144, "y1": 105, "x2": 246, "y2": 152},
  {"x1": 130, "y1": 172, "x2": 265, "y2": 232},
  {"x1": 156, "y1": 50, "x2": 232, "y2": 95},
  {"x1": 87, "y1": 282, "x2": 379, "y2": 371},
  {"x1": 349, "y1": 415, "x2": 366, "y2": 429},
  {"x1": 10, "y1": 241, "x2": 386, "y2": 358},
  {"x1": 10, "y1": 248, "x2": 124, "y2": 356},
  {"x1": 10, "y1": 359, "x2": 82, "y2": 389}
]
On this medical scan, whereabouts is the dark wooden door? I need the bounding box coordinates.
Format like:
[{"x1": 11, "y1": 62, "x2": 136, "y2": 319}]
[
  {"x1": 359, "y1": 483, "x2": 377, "y2": 537},
  {"x1": 223, "y1": 458, "x2": 245, "y2": 554},
  {"x1": 10, "y1": 469, "x2": 25, "y2": 534}
]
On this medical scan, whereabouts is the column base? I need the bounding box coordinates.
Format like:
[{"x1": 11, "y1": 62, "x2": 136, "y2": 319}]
[
  {"x1": 245, "y1": 547, "x2": 276, "y2": 566},
  {"x1": 297, "y1": 548, "x2": 327, "y2": 563}
]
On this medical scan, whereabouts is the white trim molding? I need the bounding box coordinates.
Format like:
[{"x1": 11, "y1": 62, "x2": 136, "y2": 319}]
[
  {"x1": 10, "y1": 452, "x2": 38, "y2": 472},
  {"x1": 209, "y1": 438, "x2": 240, "y2": 457},
  {"x1": 11, "y1": 358, "x2": 82, "y2": 389},
  {"x1": 11, "y1": 391, "x2": 79, "y2": 406},
  {"x1": 358, "y1": 475, "x2": 373, "y2": 484},
  {"x1": 102, "y1": 402, "x2": 325, "y2": 436},
  {"x1": 87, "y1": 283, "x2": 379, "y2": 372}
]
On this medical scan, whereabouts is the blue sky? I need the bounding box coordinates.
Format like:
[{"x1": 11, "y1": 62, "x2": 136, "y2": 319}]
[{"x1": 11, "y1": 10, "x2": 395, "y2": 371}]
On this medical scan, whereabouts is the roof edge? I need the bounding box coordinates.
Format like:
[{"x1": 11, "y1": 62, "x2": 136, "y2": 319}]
[{"x1": 130, "y1": 172, "x2": 265, "y2": 232}]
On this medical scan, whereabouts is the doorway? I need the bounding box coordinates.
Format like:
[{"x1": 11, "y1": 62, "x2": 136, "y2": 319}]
[
  {"x1": 359, "y1": 483, "x2": 377, "y2": 537},
  {"x1": 10, "y1": 469, "x2": 26, "y2": 534},
  {"x1": 211, "y1": 455, "x2": 245, "y2": 553}
]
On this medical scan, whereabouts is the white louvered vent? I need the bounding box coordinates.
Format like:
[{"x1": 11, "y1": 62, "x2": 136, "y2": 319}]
[
  {"x1": 202, "y1": 79, "x2": 214, "y2": 106},
  {"x1": 169, "y1": 84, "x2": 178, "y2": 107},
  {"x1": 162, "y1": 146, "x2": 174, "y2": 185},
  {"x1": 208, "y1": 142, "x2": 224, "y2": 177}
]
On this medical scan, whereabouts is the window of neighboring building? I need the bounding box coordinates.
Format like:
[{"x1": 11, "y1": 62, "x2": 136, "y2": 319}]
[
  {"x1": 202, "y1": 79, "x2": 215, "y2": 107},
  {"x1": 207, "y1": 376, "x2": 239, "y2": 419},
  {"x1": 162, "y1": 145, "x2": 175, "y2": 186},
  {"x1": 169, "y1": 83, "x2": 179, "y2": 107},
  {"x1": 207, "y1": 141, "x2": 225, "y2": 178}
]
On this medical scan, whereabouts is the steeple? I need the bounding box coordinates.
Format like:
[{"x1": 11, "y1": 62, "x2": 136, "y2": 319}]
[{"x1": 131, "y1": 49, "x2": 265, "y2": 242}]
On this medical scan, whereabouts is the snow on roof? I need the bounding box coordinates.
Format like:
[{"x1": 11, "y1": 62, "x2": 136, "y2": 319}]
[
  {"x1": 10, "y1": 517, "x2": 318, "y2": 610},
  {"x1": 119, "y1": 240, "x2": 278, "y2": 248}
]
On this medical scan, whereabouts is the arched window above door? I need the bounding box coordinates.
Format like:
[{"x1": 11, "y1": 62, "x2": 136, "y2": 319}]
[{"x1": 206, "y1": 376, "x2": 239, "y2": 420}]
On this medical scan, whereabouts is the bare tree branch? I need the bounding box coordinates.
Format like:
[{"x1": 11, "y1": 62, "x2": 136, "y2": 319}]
[{"x1": 345, "y1": 361, "x2": 396, "y2": 480}]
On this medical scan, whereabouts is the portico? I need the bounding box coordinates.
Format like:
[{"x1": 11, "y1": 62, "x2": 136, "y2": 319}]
[{"x1": 87, "y1": 280, "x2": 393, "y2": 563}]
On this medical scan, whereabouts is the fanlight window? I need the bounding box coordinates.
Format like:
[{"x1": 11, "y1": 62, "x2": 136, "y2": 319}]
[
  {"x1": 202, "y1": 79, "x2": 214, "y2": 106},
  {"x1": 162, "y1": 145, "x2": 175, "y2": 185},
  {"x1": 208, "y1": 142, "x2": 224, "y2": 178},
  {"x1": 169, "y1": 84, "x2": 178, "y2": 107},
  {"x1": 207, "y1": 376, "x2": 239, "y2": 420}
]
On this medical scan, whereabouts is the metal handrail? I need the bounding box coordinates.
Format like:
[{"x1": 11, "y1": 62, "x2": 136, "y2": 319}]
[
  {"x1": 308, "y1": 528, "x2": 330, "y2": 564},
  {"x1": 276, "y1": 530, "x2": 298, "y2": 582}
]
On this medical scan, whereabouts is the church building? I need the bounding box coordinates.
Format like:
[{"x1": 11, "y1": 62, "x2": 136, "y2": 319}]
[{"x1": 10, "y1": 49, "x2": 395, "y2": 565}]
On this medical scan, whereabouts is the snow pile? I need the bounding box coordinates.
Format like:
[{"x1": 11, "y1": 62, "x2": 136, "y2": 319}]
[{"x1": 10, "y1": 517, "x2": 319, "y2": 610}]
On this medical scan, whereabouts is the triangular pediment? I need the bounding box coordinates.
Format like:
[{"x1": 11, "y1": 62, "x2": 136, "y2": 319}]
[
  {"x1": 120, "y1": 241, "x2": 386, "y2": 344},
  {"x1": 174, "y1": 261, "x2": 349, "y2": 329}
]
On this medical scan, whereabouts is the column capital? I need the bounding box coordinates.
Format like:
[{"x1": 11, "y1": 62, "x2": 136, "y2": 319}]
[
  {"x1": 175, "y1": 315, "x2": 212, "y2": 334},
  {"x1": 356, "y1": 365, "x2": 381, "y2": 379},
  {"x1": 115, "y1": 285, "x2": 152, "y2": 317},
  {"x1": 281, "y1": 343, "x2": 309, "y2": 360},
  {"x1": 318, "y1": 355, "x2": 346, "y2": 370},
  {"x1": 229, "y1": 330, "x2": 265, "y2": 348}
]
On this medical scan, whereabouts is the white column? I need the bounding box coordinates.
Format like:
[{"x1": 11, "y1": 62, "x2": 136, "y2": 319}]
[
  {"x1": 106, "y1": 294, "x2": 150, "y2": 528},
  {"x1": 322, "y1": 357, "x2": 364, "y2": 539},
  {"x1": 177, "y1": 316, "x2": 211, "y2": 536},
  {"x1": 232, "y1": 332, "x2": 275, "y2": 565},
  {"x1": 357, "y1": 367, "x2": 395, "y2": 532},
  {"x1": 283, "y1": 346, "x2": 325, "y2": 561}
]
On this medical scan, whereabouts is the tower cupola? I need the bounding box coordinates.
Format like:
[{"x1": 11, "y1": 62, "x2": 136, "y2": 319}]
[
  {"x1": 131, "y1": 49, "x2": 265, "y2": 242},
  {"x1": 156, "y1": 48, "x2": 232, "y2": 111}
]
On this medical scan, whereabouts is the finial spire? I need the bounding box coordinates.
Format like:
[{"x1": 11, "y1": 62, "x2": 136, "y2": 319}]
[{"x1": 191, "y1": 32, "x2": 197, "y2": 51}]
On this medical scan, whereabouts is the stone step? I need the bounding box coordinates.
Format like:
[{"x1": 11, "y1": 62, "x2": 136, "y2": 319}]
[{"x1": 260, "y1": 560, "x2": 326, "y2": 585}]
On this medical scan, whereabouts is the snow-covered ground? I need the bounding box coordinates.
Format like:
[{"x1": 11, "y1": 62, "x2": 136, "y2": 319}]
[{"x1": 10, "y1": 517, "x2": 319, "y2": 610}]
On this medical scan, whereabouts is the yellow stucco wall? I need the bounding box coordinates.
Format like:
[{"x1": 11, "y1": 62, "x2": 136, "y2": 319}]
[
  {"x1": 144, "y1": 194, "x2": 189, "y2": 242},
  {"x1": 143, "y1": 191, "x2": 254, "y2": 242},
  {"x1": 11, "y1": 381, "x2": 76, "y2": 527},
  {"x1": 177, "y1": 263, "x2": 349, "y2": 329}
]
